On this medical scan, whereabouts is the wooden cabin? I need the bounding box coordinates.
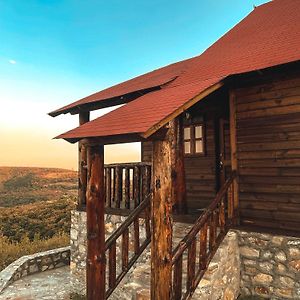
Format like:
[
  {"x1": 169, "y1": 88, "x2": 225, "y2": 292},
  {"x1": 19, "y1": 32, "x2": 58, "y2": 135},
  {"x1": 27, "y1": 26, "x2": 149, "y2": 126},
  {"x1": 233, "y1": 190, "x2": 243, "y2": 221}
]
[{"x1": 50, "y1": 1, "x2": 300, "y2": 299}]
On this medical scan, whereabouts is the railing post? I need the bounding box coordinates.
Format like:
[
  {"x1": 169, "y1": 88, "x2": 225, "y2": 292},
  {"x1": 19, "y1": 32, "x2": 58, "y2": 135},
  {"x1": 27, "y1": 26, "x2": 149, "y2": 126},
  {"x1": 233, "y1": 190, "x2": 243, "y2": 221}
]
[
  {"x1": 78, "y1": 111, "x2": 90, "y2": 210},
  {"x1": 151, "y1": 124, "x2": 173, "y2": 300},
  {"x1": 173, "y1": 256, "x2": 183, "y2": 300},
  {"x1": 171, "y1": 116, "x2": 187, "y2": 214},
  {"x1": 187, "y1": 239, "x2": 196, "y2": 292},
  {"x1": 124, "y1": 168, "x2": 130, "y2": 209},
  {"x1": 86, "y1": 143, "x2": 106, "y2": 300},
  {"x1": 229, "y1": 89, "x2": 239, "y2": 225},
  {"x1": 106, "y1": 167, "x2": 112, "y2": 208},
  {"x1": 133, "y1": 166, "x2": 140, "y2": 208},
  {"x1": 199, "y1": 223, "x2": 208, "y2": 270},
  {"x1": 115, "y1": 166, "x2": 122, "y2": 208}
]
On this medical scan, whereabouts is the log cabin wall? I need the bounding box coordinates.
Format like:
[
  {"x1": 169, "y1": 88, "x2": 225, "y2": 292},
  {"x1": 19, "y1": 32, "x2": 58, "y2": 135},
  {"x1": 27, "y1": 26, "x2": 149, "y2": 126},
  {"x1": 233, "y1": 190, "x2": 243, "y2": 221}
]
[
  {"x1": 141, "y1": 141, "x2": 153, "y2": 163},
  {"x1": 184, "y1": 92, "x2": 229, "y2": 212},
  {"x1": 141, "y1": 89, "x2": 230, "y2": 213},
  {"x1": 183, "y1": 112, "x2": 217, "y2": 211},
  {"x1": 233, "y1": 66, "x2": 300, "y2": 234}
]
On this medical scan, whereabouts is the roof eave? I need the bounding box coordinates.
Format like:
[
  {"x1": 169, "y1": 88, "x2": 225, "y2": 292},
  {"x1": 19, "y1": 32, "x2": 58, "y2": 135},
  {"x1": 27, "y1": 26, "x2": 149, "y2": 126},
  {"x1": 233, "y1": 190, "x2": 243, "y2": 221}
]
[
  {"x1": 141, "y1": 81, "x2": 224, "y2": 138},
  {"x1": 48, "y1": 78, "x2": 179, "y2": 117}
]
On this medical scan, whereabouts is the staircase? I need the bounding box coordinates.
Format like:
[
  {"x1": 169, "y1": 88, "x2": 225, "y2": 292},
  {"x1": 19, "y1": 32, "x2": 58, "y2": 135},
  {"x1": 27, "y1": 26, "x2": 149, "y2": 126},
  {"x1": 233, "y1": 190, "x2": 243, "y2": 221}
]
[
  {"x1": 110, "y1": 224, "x2": 240, "y2": 300},
  {"x1": 104, "y1": 195, "x2": 151, "y2": 299},
  {"x1": 104, "y1": 171, "x2": 237, "y2": 299}
]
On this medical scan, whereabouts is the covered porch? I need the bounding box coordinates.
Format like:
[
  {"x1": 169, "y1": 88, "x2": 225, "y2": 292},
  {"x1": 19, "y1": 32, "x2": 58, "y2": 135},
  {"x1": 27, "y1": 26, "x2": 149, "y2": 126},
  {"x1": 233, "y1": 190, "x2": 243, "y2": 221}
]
[{"x1": 68, "y1": 86, "x2": 239, "y2": 299}]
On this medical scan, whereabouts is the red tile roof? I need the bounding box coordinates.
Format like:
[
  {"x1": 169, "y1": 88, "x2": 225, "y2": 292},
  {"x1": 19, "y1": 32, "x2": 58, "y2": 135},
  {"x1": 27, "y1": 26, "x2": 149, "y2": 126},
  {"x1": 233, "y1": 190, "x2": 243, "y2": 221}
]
[
  {"x1": 57, "y1": 0, "x2": 300, "y2": 142},
  {"x1": 49, "y1": 59, "x2": 191, "y2": 117}
]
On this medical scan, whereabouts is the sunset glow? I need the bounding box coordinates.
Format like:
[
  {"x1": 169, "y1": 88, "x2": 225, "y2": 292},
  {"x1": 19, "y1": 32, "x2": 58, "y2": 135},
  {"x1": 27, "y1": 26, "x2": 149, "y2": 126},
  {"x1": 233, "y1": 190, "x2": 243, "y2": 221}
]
[{"x1": 0, "y1": 0, "x2": 267, "y2": 170}]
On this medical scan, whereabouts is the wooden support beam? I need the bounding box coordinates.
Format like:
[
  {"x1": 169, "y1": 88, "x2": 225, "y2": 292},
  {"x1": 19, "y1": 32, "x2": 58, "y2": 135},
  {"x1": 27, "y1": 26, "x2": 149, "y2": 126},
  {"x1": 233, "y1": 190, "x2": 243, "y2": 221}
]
[
  {"x1": 229, "y1": 90, "x2": 240, "y2": 225},
  {"x1": 151, "y1": 123, "x2": 173, "y2": 300},
  {"x1": 170, "y1": 117, "x2": 187, "y2": 214},
  {"x1": 78, "y1": 111, "x2": 90, "y2": 209},
  {"x1": 142, "y1": 82, "x2": 223, "y2": 138},
  {"x1": 86, "y1": 144, "x2": 106, "y2": 300}
]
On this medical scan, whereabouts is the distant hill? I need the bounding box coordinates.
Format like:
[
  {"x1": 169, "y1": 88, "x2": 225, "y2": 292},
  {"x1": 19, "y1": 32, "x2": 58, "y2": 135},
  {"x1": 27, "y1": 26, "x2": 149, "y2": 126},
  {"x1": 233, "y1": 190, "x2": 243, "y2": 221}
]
[
  {"x1": 0, "y1": 167, "x2": 78, "y2": 270},
  {"x1": 0, "y1": 167, "x2": 78, "y2": 241},
  {"x1": 0, "y1": 167, "x2": 77, "y2": 207}
]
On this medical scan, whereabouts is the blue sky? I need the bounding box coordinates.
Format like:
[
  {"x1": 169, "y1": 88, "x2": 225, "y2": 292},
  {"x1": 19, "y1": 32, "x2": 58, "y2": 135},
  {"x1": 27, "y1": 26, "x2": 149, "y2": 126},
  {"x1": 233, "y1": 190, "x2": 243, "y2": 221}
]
[{"x1": 0, "y1": 0, "x2": 269, "y2": 169}]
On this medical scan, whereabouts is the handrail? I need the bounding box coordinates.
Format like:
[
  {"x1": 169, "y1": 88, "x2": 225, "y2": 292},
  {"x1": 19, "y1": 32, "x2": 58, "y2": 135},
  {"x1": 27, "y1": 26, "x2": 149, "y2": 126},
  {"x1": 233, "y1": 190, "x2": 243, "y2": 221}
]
[
  {"x1": 172, "y1": 171, "x2": 236, "y2": 261},
  {"x1": 171, "y1": 171, "x2": 237, "y2": 300},
  {"x1": 104, "y1": 194, "x2": 151, "y2": 299},
  {"x1": 105, "y1": 195, "x2": 151, "y2": 250},
  {"x1": 104, "y1": 162, "x2": 152, "y2": 210},
  {"x1": 104, "y1": 162, "x2": 152, "y2": 168}
]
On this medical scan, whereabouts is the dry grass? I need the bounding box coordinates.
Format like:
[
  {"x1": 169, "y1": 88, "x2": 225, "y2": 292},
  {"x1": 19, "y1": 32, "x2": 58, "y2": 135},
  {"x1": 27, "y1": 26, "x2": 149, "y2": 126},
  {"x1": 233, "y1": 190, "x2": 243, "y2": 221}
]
[
  {"x1": 0, "y1": 232, "x2": 69, "y2": 271},
  {"x1": 0, "y1": 166, "x2": 77, "y2": 207},
  {"x1": 0, "y1": 167, "x2": 77, "y2": 271}
]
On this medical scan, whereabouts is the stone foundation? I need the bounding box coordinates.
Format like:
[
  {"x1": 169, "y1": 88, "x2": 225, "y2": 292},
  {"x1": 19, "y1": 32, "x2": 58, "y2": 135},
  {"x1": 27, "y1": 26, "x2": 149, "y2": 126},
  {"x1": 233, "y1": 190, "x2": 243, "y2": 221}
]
[
  {"x1": 70, "y1": 210, "x2": 129, "y2": 295},
  {"x1": 70, "y1": 210, "x2": 240, "y2": 299},
  {"x1": 237, "y1": 231, "x2": 300, "y2": 299},
  {"x1": 0, "y1": 247, "x2": 70, "y2": 293},
  {"x1": 71, "y1": 210, "x2": 300, "y2": 299}
]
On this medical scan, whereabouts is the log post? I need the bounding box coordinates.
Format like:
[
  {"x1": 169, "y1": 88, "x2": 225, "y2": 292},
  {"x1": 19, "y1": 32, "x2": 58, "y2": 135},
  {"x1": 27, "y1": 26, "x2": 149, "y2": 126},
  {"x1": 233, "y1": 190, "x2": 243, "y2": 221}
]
[
  {"x1": 151, "y1": 123, "x2": 173, "y2": 300},
  {"x1": 170, "y1": 117, "x2": 187, "y2": 214},
  {"x1": 78, "y1": 111, "x2": 90, "y2": 210},
  {"x1": 229, "y1": 89, "x2": 239, "y2": 225},
  {"x1": 86, "y1": 143, "x2": 106, "y2": 300}
]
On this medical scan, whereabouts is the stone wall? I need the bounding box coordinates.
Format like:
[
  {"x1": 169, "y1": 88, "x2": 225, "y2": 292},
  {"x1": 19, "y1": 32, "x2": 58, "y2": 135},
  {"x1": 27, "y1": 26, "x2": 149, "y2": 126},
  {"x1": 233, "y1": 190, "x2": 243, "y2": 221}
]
[
  {"x1": 238, "y1": 231, "x2": 300, "y2": 299},
  {"x1": 70, "y1": 210, "x2": 128, "y2": 295},
  {"x1": 70, "y1": 210, "x2": 240, "y2": 299},
  {"x1": 0, "y1": 246, "x2": 70, "y2": 293}
]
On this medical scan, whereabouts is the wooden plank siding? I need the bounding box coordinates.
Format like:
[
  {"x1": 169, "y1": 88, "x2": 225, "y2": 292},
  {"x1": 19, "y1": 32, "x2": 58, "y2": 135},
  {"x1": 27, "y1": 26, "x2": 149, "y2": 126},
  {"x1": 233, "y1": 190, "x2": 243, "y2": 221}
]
[
  {"x1": 141, "y1": 141, "x2": 153, "y2": 163},
  {"x1": 141, "y1": 89, "x2": 230, "y2": 212},
  {"x1": 141, "y1": 115, "x2": 218, "y2": 211},
  {"x1": 184, "y1": 116, "x2": 218, "y2": 211},
  {"x1": 234, "y1": 70, "x2": 300, "y2": 233}
]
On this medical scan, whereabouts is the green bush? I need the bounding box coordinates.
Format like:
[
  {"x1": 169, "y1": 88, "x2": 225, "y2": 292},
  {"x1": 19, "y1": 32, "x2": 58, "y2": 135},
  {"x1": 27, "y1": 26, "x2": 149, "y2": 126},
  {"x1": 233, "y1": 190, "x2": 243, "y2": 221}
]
[
  {"x1": 3, "y1": 173, "x2": 35, "y2": 191},
  {"x1": 0, "y1": 198, "x2": 75, "y2": 242},
  {"x1": 70, "y1": 294, "x2": 86, "y2": 300},
  {"x1": 0, "y1": 232, "x2": 69, "y2": 271}
]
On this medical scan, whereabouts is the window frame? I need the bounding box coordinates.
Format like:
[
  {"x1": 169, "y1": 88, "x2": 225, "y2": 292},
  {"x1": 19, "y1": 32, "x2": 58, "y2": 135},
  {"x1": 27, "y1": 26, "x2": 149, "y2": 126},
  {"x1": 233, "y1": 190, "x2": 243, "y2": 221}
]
[{"x1": 183, "y1": 123, "x2": 206, "y2": 156}]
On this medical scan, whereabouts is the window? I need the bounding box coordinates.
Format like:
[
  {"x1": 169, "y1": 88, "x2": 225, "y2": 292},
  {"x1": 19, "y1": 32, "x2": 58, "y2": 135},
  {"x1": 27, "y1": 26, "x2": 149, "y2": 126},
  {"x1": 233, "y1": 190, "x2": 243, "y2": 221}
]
[{"x1": 184, "y1": 124, "x2": 205, "y2": 155}]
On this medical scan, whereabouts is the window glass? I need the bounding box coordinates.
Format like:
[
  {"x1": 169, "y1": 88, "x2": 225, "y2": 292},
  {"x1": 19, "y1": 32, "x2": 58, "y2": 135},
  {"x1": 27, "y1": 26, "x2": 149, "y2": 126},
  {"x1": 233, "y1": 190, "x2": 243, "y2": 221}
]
[
  {"x1": 195, "y1": 140, "x2": 203, "y2": 153},
  {"x1": 184, "y1": 142, "x2": 191, "y2": 154},
  {"x1": 195, "y1": 125, "x2": 202, "y2": 139},
  {"x1": 183, "y1": 123, "x2": 205, "y2": 155},
  {"x1": 184, "y1": 127, "x2": 191, "y2": 140}
]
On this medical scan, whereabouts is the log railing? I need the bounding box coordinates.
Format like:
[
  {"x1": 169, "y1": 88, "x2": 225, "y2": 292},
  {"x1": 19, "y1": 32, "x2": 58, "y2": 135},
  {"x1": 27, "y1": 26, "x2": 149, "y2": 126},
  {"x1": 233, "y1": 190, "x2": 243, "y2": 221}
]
[
  {"x1": 104, "y1": 162, "x2": 152, "y2": 211},
  {"x1": 171, "y1": 171, "x2": 237, "y2": 300},
  {"x1": 104, "y1": 194, "x2": 151, "y2": 299}
]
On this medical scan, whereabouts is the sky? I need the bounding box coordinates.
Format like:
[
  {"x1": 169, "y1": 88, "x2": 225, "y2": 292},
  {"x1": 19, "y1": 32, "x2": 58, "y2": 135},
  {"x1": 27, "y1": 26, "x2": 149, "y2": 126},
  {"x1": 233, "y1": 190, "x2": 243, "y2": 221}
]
[{"x1": 0, "y1": 0, "x2": 269, "y2": 170}]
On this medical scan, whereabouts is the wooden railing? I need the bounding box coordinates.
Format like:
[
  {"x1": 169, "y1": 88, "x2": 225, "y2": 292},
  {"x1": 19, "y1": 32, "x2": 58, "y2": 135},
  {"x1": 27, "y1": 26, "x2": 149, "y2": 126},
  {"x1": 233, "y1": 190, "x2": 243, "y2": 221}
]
[
  {"x1": 104, "y1": 162, "x2": 151, "y2": 211},
  {"x1": 104, "y1": 195, "x2": 151, "y2": 299},
  {"x1": 171, "y1": 171, "x2": 237, "y2": 300}
]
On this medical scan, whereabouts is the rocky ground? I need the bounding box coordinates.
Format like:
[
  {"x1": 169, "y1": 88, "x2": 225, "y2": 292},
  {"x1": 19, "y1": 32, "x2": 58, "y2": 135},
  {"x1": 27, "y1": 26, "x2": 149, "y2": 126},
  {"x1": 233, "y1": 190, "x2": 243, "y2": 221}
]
[
  {"x1": 109, "y1": 227, "x2": 240, "y2": 300},
  {"x1": 0, "y1": 266, "x2": 71, "y2": 300},
  {"x1": 1, "y1": 228, "x2": 241, "y2": 300}
]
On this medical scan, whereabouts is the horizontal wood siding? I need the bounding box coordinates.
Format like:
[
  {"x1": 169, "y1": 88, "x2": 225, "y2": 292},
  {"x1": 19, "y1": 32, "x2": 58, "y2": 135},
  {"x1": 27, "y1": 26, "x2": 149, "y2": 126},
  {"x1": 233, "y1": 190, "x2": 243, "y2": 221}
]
[
  {"x1": 235, "y1": 71, "x2": 300, "y2": 232},
  {"x1": 141, "y1": 118, "x2": 217, "y2": 211},
  {"x1": 141, "y1": 141, "x2": 153, "y2": 163},
  {"x1": 140, "y1": 89, "x2": 229, "y2": 212},
  {"x1": 184, "y1": 115, "x2": 217, "y2": 211}
]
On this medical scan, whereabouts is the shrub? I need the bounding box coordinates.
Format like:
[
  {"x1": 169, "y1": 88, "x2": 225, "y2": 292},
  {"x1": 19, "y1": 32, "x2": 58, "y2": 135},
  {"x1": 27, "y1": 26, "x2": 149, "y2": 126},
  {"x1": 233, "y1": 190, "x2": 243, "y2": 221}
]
[
  {"x1": 3, "y1": 173, "x2": 35, "y2": 191},
  {"x1": 0, "y1": 232, "x2": 69, "y2": 271}
]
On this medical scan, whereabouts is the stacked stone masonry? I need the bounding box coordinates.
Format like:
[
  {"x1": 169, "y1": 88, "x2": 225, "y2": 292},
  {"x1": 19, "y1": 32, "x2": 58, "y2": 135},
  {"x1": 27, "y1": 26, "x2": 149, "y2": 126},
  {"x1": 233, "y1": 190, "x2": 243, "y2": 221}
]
[
  {"x1": 71, "y1": 210, "x2": 300, "y2": 299},
  {"x1": 0, "y1": 247, "x2": 70, "y2": 294},
  {"x1": 71, "y1": 210, "x2": 240, "y2": 299},
  {"x1": 238, "y1": 231, "x2": 300, "y2": 299}
]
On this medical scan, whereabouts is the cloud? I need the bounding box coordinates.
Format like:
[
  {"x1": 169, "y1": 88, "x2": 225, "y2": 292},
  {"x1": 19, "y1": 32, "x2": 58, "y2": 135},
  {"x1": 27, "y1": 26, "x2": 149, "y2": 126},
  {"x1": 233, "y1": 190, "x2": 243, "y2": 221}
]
[{"x1": 9, "y1": 59, "x2": 16, "y2": 64}]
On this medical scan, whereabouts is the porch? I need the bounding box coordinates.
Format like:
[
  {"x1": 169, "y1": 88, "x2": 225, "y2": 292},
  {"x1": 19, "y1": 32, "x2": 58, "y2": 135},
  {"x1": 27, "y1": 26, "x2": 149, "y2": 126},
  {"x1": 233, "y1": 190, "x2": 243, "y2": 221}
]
[
  {"x1": 75, "y1": 157, "x2": 237, "y2": 299},
  {"x1": 69, "y1": 82, "x2": 239, "y2": 299}
]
